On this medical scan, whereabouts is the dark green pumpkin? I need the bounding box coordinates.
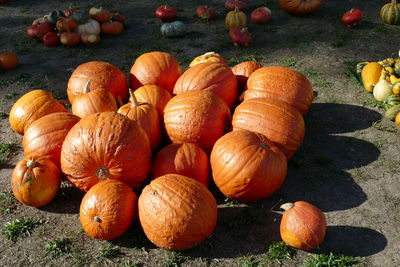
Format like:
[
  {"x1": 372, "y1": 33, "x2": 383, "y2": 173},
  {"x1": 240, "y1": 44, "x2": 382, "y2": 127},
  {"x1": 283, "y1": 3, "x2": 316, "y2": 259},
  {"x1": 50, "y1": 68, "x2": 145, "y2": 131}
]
[
  {"x1": 380, "y1": 0, "x2": 400, "y2": 25},
  {"x1": 160, "y1": 21, "x2": 186, "y2": 38},
  {"x1": 45, "y1": 9, "x2": 66, "y2": 25},
  {"x1": 72, "y1": 9, "x2": 89, "y2": 24},
  {"x1": 383, "y1": 94, "x2": 400, "y2": 110}
]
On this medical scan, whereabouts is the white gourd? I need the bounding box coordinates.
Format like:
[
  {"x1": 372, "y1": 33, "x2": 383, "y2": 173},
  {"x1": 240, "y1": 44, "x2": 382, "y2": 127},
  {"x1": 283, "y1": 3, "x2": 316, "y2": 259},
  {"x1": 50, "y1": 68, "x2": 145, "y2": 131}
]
[
  {"x1": 77, "y1": 19, "x2": 101, "y2": 35},
  {"x1": 373, "y1": 72, "x2": 393, "y2": 101}
]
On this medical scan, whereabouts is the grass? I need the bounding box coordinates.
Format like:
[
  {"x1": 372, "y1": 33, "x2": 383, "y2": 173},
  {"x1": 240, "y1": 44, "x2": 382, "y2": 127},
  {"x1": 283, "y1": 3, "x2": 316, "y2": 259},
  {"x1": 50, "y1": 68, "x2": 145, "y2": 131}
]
[
  {"x1": 362, "y1": 97, "x2": 384, "y2": 109},
  {"x1": 330, "y1": 29, "x2": 348, "y2": 48},
  {"x1": 44, "y1": 237, "x2": 73, "y2": 258},
  {"x1": 238, "y1": 255, "x2": 260, "y2": 267},
  {"x1": 265, "y1": 241, "x2": 295, "y2": 263},
  {"x1": 372, "y1": 121, "x2": 397, "y2": 133},
  {"x1": 302, "y1": 69, "x2": 322, "y2": 77},
  {"x1": 0, "y1": 190, "x2": 19, "y2": 214},
  {"x1": 2, "y1": 218, "x2": 43, "y2": 241},
  {"x1": 224, "y1": 197, "x2": 240, "y2": 207},
  {"x1": 303, "y1": 253, "x2": 360, "y2": 267},
  {"x1": 121, "y1": 260, "x2": 141, "y2": 267},
  {"x1": 282, "y1": 58, "x2": 302, "y2": 68},
  {"x1": 96, "y1": 243, "x2": 121, "y2": 260},
  {"x1": 0, "y1": 142, "x2": 17, "y2": 166},
  {"x1": 164, "y1": 251, "x2": 184, "y2": 267}
]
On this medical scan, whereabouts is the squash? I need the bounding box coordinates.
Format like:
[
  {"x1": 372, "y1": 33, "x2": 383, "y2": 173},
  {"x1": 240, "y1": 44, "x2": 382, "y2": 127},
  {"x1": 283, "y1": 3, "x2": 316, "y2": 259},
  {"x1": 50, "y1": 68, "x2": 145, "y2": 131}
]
[
  {"x1": 44, "y1": 9, "x2": 66, "y2": 25},
  {"x1": 231, "y1": 61, "x2": 263, "y2": 93},
  {"x1": 373, "y1": 72, "x2": 393, "y2": 101},
  {"x1": 225, "y1": 7, "x2": 247, "y2": 30},
  {"x1": 160, "y1": 21, "x2": 186, "y2": 38},
  {"x1": 138, "y1": 174, "x2": 217, "y2": 250},
  {"x1": 60, "y1": 31, "x2": 81, "y2": 46},
  {"x1": 392, "y1": 82, "x2": 400, "y2": 94},
  {"x1": 361, "y1": 62, "x2": 384, "y2": 93},
  {"x1": 0, "y1": 52, "x2": 19, "y2": 70},
  {"x1": 395, "y1": 111, "x2": 400, "y2": 126},
  {"x1": 132, "y1": 85, "x2": 172, "y2": 119},
  {"x1": 394, "y1": 59, "x2": 400, "y2": 75},
  {"x1": 380, "y1": 0, "x2": 400, "y2": 25},
  {"x1": 278, "y1": 0, "x2": 322, "y2": 16},
  {"x1": 385, "y1": 104, "x2": 400, "y2": 121},
  {"x1": 81, "y1": 33, "x2": 101, "y2": 45},
  {"x1": 383, "y1": 93, "x2": 400, "y2": 110},
  {"x1": 280, "y1": 201, "x2": 327, "y2": 250},
  {"x1": 72, "y1": 9, "x2": 89, "y2": 24},
  {"x1": 76, "y1": 19, "x2": 101, "y2": 35},
  {"x1": 189, "y1": 52, "x2": 228, "y2": 68},
  {"x1": 101, "y1": 21, "x2": 123, "y2": 35},
  {"x1": 356, "y1": 61, "x2": 369, "y2": 76}
]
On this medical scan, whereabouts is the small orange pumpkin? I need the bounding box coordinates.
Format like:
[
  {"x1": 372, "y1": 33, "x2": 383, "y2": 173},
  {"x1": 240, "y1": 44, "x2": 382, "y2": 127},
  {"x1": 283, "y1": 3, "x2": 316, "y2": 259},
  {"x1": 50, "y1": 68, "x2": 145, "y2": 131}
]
[
  {"x1": 81, "y1": 33, "x2": 101, "y2": 45},
  {"x1": 231, "y1": 61, "x2": 263, "y2": 93},
  {"x1": 132, "y1": 85, "x2": 172, "y2": 119},
  {"x1": 101, "y1": 21, "x2": 123, "y2": 35},
  {"x1": 189, "y1": 52, "x2": 228, "y2": 68},
  {"x1": 0, "y1": 52, "x2": 19, "y2": 70}
]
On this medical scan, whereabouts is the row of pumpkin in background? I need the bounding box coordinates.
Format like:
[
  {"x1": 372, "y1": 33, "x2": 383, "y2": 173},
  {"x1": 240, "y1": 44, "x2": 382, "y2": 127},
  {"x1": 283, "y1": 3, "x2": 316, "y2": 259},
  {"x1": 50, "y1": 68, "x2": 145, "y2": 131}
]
[{"x1": 8, "y1": 51, "x2": 327, "y2": 251}]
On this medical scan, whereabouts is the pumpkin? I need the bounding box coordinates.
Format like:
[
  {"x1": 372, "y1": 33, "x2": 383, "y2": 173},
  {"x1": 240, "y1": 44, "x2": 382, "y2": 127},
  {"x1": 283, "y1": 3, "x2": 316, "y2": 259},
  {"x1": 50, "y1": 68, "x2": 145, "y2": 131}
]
[
  {"x1": 361, "y1": 62, "x2": 384, "y2": 93},
  {"x1": 173, "y1": 62, "x2": 238, "y2": 108},
  {"x1": 231, "y1": 61, "x2": 263, "y2": 93},
  {"x1": 90, "y1": 7, "x2": 111, "y2": 22},
  {"x1": 11, "y1": 158, "x2": 61, "y2": 207},
  {"x1": 60, "y1": 31, "x2": 81, "y2": 46},
  {"x1": 278, "y1": 0, "x2": 322, "y2": 16},
  {"x1": 152, "y1": 143, "x2": 209, "y2": 186},
  {"x1": 118, "y1": 89, "x2": 161, "y2": 151},
  {"x1": 67, "y1": 61, "x2": 128, "y2": 104},
  {"x1": 61, "y1": 112, "x2": 151, "y2": 191},
  {"x1": 225, "y1": 0, "x2": 248, "y2": 11},
  {"x1": 132, "y1": 85, "x2": 172, "y2": 119},
  {"x1": 129, "y1": 51, "x2": 182, "y2": 94},
  {"x1": 225, "y1": 7, "x2": 247, "y2": 30},
  {"x1": 244, "y1": 66, "x2": 314, "y2": 115},
  {"x1": 23, "y1": 112, "x2": 80, "y2": 168},
  {"x1": 44, "y1": 9, "x2": 66, "y2": 25},
  {"x1": 380, "y1": 0, "x2": 400, "y2": 25},
  {"x1": 81, "y1": 33, "x2": 101, "y2": 45},
  {"x1": 101, "y1": 21, "x2": 123, "y2": 35},
  {"x1": 196, "y1": 6, "x2": 218, "y2": 20},
  {"x1": 138, "y1": 174, "x2": 217, "y2": 250},
  {"x1": 189, "y1": 52, "x2": 228, "y2": 68},
  {"x1": 9, "y1": 90, "x2": 67, "y2": 135},
  {"x1": 155, "y1": 5, "x2": 177, "y2": 22},
  {"x1": 0, "y1": 52, "x2": 19, "y2": 70},
  {"x1": 80, "y1": 180, "x2": 137, "y2": 240},
  {"x1": 251, "y1": 7, "x2": 273, "y2": 24},
  {"x1": 111, "y1": 12, "x2": 126, "y2": 23},
  {"x1": 229, "y1": 26, "x2": 253, "y2": 46},
  {"x1": 341, "y1": 8, "x2": 363, "y2": 28},
  {"x1": 56, "y1": 17, "x2": 77, "y2": 31},
  {"x1": 76, "y1": 19, "x2": 101, "y2": 35},
  {"x1": 160, "y1": 21, "x2": 186, "y2": 38},
  {"x1": 232, "y1": 98, "x2": 305, "y2": 159},
  {"x1": 211, "y1": 130, "x2": 287, "y2": 202},
  {"x1": 43, "y1": 32, "x2": 60, "y2": 47},
  {"x1": 280, "y1": 201, "x2": 327, "y2": 250},
  {"x1": 164, "y1": 90, "x2": 231, "y2": 153},
  {"x1": 72, "y1": 9, "x2": 89, "y2": 24}
]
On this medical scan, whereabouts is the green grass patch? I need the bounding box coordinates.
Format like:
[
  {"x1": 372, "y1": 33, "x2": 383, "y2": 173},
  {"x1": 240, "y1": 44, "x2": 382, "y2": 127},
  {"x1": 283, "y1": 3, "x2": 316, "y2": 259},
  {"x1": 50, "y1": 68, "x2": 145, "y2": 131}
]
[
  {"x1": 265, "y1": 241, "x2": 295, "y2": 263},
  {"x1": 238, "y1": 255, "x2": 260, "y2": 267},
  {"x1": 224, "y1": 197, "x2": 240, "y2": 207},
  {"x1": 44, "y1": 237, "x2": 73, "y2": 258},
  {"x1": 302, "y1": 69, "x2": 322, "y2": 77},
  {"x1": 0, "y1": 190, "x2": 19, "y2": 214},
  {"x1": 2, "y1": 218, "x2": 43, "y2": 241},
  {"x1": 283, "y1": 58, "x2": 302, "y2": 68},
  {"x1": 164, "y1": 251, "x2": 184, "y2": 267},
  {"x1": 303, "y1": 252, "x2": 360, "y2": 267},
  {"x1": 0, "y1": 143, "x2": 17, "y2": 166},
  {"x1": 362, "y1": 97, "x2": 384, "y2": 109},
  {"x1": 96, "y1": 242, "x2": 120, "y2": 260},
  {"x1": 372, "y1": 121, "x2": 397, "y2": 133}
]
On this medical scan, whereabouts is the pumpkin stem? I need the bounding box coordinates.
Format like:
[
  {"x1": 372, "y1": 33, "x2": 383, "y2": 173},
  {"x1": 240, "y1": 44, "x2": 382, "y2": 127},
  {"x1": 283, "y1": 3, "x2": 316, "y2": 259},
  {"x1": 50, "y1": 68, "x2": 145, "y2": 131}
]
[
  {"x1": 83, "y1": 80, "x2": 91, "y2": 94},
  {"x1": 280, "y1": 202, "x2": 295, "y2": 211},
  {"x1": 93, "y1": 216, "x2": 102, "y2": 223},
  {"x1": 260, "y1": 143, "x2": 269, "y2": 149},
  {"x1": 95, "y1": 167, "x2": 110, "y2": 180},
  {"x1": 129, "y1": 88, "x2": 139, "y2": 107},
  {"x1": 234, "y1": 6, "x2": 240, "y2": 12},
  {"x1": 26, "y1": 159, "x2": 38, "y2": 169}
]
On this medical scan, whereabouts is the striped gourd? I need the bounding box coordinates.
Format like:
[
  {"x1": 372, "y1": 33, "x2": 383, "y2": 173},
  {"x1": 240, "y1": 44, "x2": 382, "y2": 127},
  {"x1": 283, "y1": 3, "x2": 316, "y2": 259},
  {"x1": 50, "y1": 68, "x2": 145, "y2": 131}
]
[
  {"x1": 383, "y1": 94, "x2": 400, "y2": 110},
  {"x1": 380, "y1": 0, "x2": 400, "y2": 25},
  {"x1": 225, "y1": 8, "x2": 247, "y2": 30}
]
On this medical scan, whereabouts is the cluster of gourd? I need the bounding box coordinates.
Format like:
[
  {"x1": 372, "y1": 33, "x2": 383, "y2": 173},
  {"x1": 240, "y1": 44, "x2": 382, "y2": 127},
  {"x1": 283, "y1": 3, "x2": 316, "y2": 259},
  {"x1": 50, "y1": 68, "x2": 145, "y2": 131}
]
[
  {"x1": 358, "y1": 57, "x2": 400, "y2": 126},
  {"x1": 8, "y1": 51, "x2": 327, "y2": 251},
  {"x1": 25, "y1": 7, "x2": 125, "y2": 47}
]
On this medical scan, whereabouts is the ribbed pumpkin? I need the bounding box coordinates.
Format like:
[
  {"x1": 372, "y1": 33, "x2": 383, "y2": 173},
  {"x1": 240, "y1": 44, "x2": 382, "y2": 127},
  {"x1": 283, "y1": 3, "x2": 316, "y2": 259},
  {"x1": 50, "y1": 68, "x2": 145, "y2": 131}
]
[
  {"x1": 67, "y1": 61, "x2": 128, "y2": 105},
  {"x1": 232, "y1": 61, "x2": 263, "y2": 92},
  {"x1": 232, "y1": 98, "x2": 305, "y2": 159},
  {"x1": 278, "y1": 0, "x2": 322, "y2": 16},
  {"x1": 173, "y1": 62, "x2": 238, "y2": 108},
  {"x1": 80, "y1": 180, "x2": 137, "y2": 240},
  {"x1": 225, "y1": 7, "x2": 247, "y2": 30},
  {"x1": 138, "y1": 174, "x2": 217, "y2": 250},
  {"x1": 71, "y1": 81, "x2": 118, "y2": 118},
  {"x1": 380, "y1": 0, "x2": 400, "y2": 25},
  {"x1": 9, "y1": 90, "x2": 67, "y2": 135},
  {"x1": 211, "y1": 130, "x2": 287, "y2": 202},
  {"x1": 164, "y1": 90, "x2": 231, "y2": 153},
  {"x1": 23, "y1": 112, "x2": 80, "y2": 168},
  {"x1": 61, "y1": 112, "x2": 151, "y2": 192},
  {"x1": 152, "y1": 143, "x2": 209, "y2": 186},
  {"x1": 189, "y1": 52, "x2": 228, "y2": 68},
  {"x1": 244, "y1": 66, "x2": 314, "y2": 115},
  {"x1": 118, "y1": 90, "x2": 161, "y2": 151},
  {"x1": 280, "y1": 201, "x2": 327, "y2": 250},
  {"x1": 11, "y1": 158, "x2": 61, "y2": 207},
  {"x1": 132, "y1": 85, "x2": 172, "y2": 119},
  {"x1": 129, "y1": 51, "x2": 182, "y2": 94}
]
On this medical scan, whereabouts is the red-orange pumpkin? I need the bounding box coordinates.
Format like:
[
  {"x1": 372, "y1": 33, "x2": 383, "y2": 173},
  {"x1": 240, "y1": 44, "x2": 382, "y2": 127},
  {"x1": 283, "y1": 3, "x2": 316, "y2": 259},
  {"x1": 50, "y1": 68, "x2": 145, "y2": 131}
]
[
  {"x1": 278, "y1": 0, "x2": 323, "y2": 16},
  {"x1": 61, "y1": 112, "x2": 151, "y2": 192},
  {"x1": 130, "y1": 51, "x2": 182, "y2": 94},
  {"x1": 101, "y1": 21, "x2": 123, "y2": 35},
  {"x1": 0, "y1": 52, "x2": 19, "y2": 70},
  {"x1": 211, "y1": 130, "x2": 287, "y2": 202},
  {"x1": 80, "y1": 180, "x2": 137, "y2": 240},
  {"x1": 152, "y1": 143, "x2": 209, "y2": 186},
  {"x1": 138, "y1": 174, "x2": 217, "y2": 250},
  {"x1": 173, "y1": 62, "x2": 238, "y2": 108},
  {"x1": 132, "y1": 85, "x2": 172, "y2": 119},
  {"x1": 189, "y1": 52, "x2": 228, "y2": 68},
  {"x1": 231, "y1": 61, "x2": 263, "y2": 93},
  {"x1": 232, "y1": 98, "x2": 305, "y2": 159},
  {"x1": 280, "y1": 201, "x2": 327, "y2": 250},
  {"x1": 244, "y1": 66, "x2": 314, "y2": 115}
]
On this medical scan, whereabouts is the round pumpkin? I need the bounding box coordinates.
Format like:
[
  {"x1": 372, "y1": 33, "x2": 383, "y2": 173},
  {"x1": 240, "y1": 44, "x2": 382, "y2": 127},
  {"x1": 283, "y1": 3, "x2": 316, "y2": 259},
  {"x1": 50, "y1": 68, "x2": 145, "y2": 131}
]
[
  {"x1": 160, "y1": 21, "x2": 186, "y2": 38},
  {"x1": 211, "y1": 130, "x2": 287, "y2": 202},
  {"x1": 173, "y1": 62, "x2": 238, "y2": 109},
  {"x1": 71, "y1": 81, "x2": 118, "y2": 118},
  {"x1": 152, "y1": 143, "x2": 209, "y2": 186},
  {"x1": 225, "y1": 8, "x2": 247, "y2": 30},
  {"x1": 138, "y1": 174, "x2": 217, "y2": 250},
  {"x1": 244, "y1": 66, "x2": 314, "y2": 115},
  {"x1": 11, "y1": 158, "x2": 61, "y2": 207},
  {"x1": 101, "y1": 21, "x2": 123, "y2": 35},
  {"x1": 61, "y1": 112, "x2": 151, "y2": 192},
  {"x1": 164, "y1": 90, "x2": 231, "y2": 153},
  {"x1": 132, "y1": 85, "x2": 172, "y2": 119},
  {"x1": 232, "y1": 98, "x2": 305, "y2": 159},
  {"x1": 231, "y1": 61, "x2": 263, "y2": 93},
  {"x1": 278, "y1": 0, "x2": 322, "y2": 16},
  {"x1": 80, "y1": 180, "x2": 137, "y2": 240},
  {"x1": 0, "y1": 52, "x2": 19, "y2": 70},
  {"x1": 118, "y1": 89, "x2": 161, "y2": 151},
  {"x1": 280, "y1": 201, "x2": 327, "y2": 250},
  {"x1": 23, "y1": 112, "x2": 80, "y2": 168},
  {"x1": 67, "y1": 61, "x2": 128, "y2": 105},
  {"x1": 381, "y1": 0, "x2": 400, "y2": 25},
  {"x1": 189, "y1": 52, "x2": 228, "y2": 68},
  {"x1": 130, "y1": 51, "x2": 182, "y2": 94},
  {"x1": 9, "y1": 90, "x2": 67, "y2": 135}
]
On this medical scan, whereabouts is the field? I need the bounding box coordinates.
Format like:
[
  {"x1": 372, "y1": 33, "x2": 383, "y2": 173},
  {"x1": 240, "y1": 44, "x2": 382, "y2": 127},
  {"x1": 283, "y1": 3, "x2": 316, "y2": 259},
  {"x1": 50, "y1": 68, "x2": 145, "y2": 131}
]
[{"x1": 0, "y1": 0, "x2": 400, "y2": 266}]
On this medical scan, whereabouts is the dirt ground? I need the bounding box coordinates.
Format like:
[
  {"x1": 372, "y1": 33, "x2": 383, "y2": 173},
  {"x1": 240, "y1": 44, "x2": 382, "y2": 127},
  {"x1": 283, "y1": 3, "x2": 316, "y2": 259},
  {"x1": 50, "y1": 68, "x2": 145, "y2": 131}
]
[{"x1": 0, "y1": 0, "x2": 399, "y2": 266}]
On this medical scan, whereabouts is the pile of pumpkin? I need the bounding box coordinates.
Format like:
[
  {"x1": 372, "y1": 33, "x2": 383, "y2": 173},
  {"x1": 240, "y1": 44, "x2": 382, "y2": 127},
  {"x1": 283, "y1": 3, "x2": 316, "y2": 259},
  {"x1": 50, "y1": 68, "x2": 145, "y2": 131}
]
[
  {"x1": 358, "y1": 57, "x2": 400, "y2": 126},
  {"x1": 8, "y1": 51, "x2": 327, "y2": 251},
  {"x1": 26, "y1": 7, "x2": 125, "y2": 47}
]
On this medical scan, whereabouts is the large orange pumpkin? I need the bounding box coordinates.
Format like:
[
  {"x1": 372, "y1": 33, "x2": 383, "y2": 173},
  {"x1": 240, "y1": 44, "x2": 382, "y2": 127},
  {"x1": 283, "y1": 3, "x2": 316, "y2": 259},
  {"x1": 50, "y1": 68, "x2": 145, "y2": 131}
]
[
  {"x1": 9, "y1": 90, "x2": 67, "y2": 135},
  {"x1": 278, "y1": 0, "x2": 322, "y2": 16},
  {"x1": 280, "y1": 201, "x2": 327, "y2": 250},
  {"x1": 231, "y1": 61, "x2": 263, "y2": 93},
  {"x1": 67, "y1": 61, "x2": 128, "y2": 105},
  {"x1": 152, "y1": 143, "x2": 209, "y2": 186},
  {"x1": 23, "y1": 112, "x2": 80, "y2": 168},
  {"x1": 61, "y1": 112, "x2": 151, "y2": 192},
  {"x1": 173, "y1": 62, "x2": 238, "y2": 108},
  {"x1": 210, "y1": 130, "x2": 287, "y2": 202},
  {"x1": 232, "y1": 98, "x2": 305, "y2": 159},
  {"x1": 129, "y1": 51, "x2": 182, "y2": 94},
  {"x1": 138, "y1": 174, "x2": 217, "y2": 250},
  {"x1": 132, "y1": 85, "x2": 172, "y2": 119},
  {"x1": 164, "y1": 90, "x2": 231, "y2": 153},
  {"x1": 11, "y1": 158, "x2": 61, "y2": 207},
  {"x1": 244, "y1": 66, "x2": 314, "y2": 115},
  {"x1": 189, "y1": 52, "x2": 228, "y2": 68},
  {"x1": 80, "y1": 180, "x2": 137, "y2": 240}
]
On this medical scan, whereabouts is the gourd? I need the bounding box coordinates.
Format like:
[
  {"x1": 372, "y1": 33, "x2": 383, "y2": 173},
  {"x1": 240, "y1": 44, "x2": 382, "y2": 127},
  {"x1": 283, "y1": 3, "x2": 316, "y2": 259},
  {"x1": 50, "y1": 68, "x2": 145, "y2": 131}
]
[
  {"x1": 225, "y1": 7, "x2": 247, "y2": 30},
  {"x1": 278, "y1": 0, "x2": 323, "y2": 16},
  {"x1": 383, "y1": 94, "x2": 400, "y2": 110},
  {"x1": 72, "y1": 9, "x2": 89, "y2": 24},
  {"x1": 380, "y1": 0, "x2": 400, "y2": 25},
  {"x1": 76, "y1": 19, "x2": 101, "y2": 35},
  {"x1": 385, "y1": 104, "x2": 400, "y2": 120},
  {"x1": 45, "y1": 9, "x2": 66, "y2": 25},
  {"x1": 373, "y1": 72, "x2": 393, "y2": 101},
  {"x1": 160, "y1": 21, "x2": 186, "y2": 38},
  {"x1": 361, "y1": 62, "x2": 384, "y2": 93}
]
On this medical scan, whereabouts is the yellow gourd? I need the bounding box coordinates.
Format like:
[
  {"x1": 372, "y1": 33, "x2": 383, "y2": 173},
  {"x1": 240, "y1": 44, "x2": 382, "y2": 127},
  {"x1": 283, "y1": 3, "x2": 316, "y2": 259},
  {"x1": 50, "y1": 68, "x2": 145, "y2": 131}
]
[
  {"x1": 392, "y1": 82, "x2": 400, "y2": 95},
  {"x1": 361, "y1": 62, "x2": 384, "y2": 93}
]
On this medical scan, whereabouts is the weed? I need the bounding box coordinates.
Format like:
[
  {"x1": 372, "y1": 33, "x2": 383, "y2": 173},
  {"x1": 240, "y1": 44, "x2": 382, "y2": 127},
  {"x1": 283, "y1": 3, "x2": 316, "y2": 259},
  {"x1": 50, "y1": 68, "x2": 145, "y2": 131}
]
[
  {"x1": 265, "y1": 241, "x2": 295, "y2": 263},
  {"x1": 303, "y1": 252, "x2": 359, "y2": 267},
  {"x1": 330, "y1": 30, "x2": 348, "y2": 48},
  {"x1": 44, "y1": 237, "x2": 73, "y2": 258},
  {"x1": 302, "y1": 69, "x2": 322, "y2": 77},
  {"x1": 283, "y1": 58, "x2": 302, "y2": 68},
  {"x1": 315, "y1": 80, "x2": 333, "y2": 88},
  {"x1": 362, "y1": 97, "x2": 384, "y2": 109},
  {"x1": 96, "y1": 242, "x2": 120, "y2": 260},
  {"x1": 372, "y1": 121, "x2": 397, "y2": 133},
  {"x1": 0, "y1": 112, "x2": 8, "y2": 119},
  {"x1": 373, "y1": 25, "x2": 391, "y2": 33},
  {"x1": 121, "y1": 260, "x2": 141, "y2": 267},
  {"x1": 0, "y1": 143, "x2": 17, "y2": 166},
  {"x1": 224, "y1": 198, "x2": 240, "y2": 207},
  {"x1": 0, "y1": 190, "x2": 18, "y2": 214},
  {"x1": 164, "y1": 251, "x2": 183, "y2": 267},
  {"x1": 2, "y1": 218, "x2": 43, "y2": 241},
  {"x1": 326, "y1": 96, "x2": 342, "y2": 104},
  {"x1": 313, "y1": 156, "x2": 332, "y2": 165},
  {"x1": 5, "y1": 93, "x2": 19, "y2": 99},
  {"x1": 238, "y1": 255, "x2": 260, "y2": 267}
]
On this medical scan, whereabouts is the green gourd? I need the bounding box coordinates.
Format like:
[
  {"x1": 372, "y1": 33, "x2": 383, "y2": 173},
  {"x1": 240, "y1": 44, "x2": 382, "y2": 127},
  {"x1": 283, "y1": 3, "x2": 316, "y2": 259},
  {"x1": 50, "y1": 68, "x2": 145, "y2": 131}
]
[{"x1": 160, "y1": 21, "x2": 186, "y2": 38}]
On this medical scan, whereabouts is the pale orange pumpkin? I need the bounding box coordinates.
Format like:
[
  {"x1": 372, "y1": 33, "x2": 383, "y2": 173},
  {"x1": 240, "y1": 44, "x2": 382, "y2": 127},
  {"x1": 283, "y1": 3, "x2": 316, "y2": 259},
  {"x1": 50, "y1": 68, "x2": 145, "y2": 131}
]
[
  {"x1": 231, "y1": 61, "x2": 263, "y2": 93},
  {"x1": 189, "y1": 52, "x2": 228, "y2": 68},
  {"x1": 132, "y1": 85, "x2": 172, "y2": 119}
]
